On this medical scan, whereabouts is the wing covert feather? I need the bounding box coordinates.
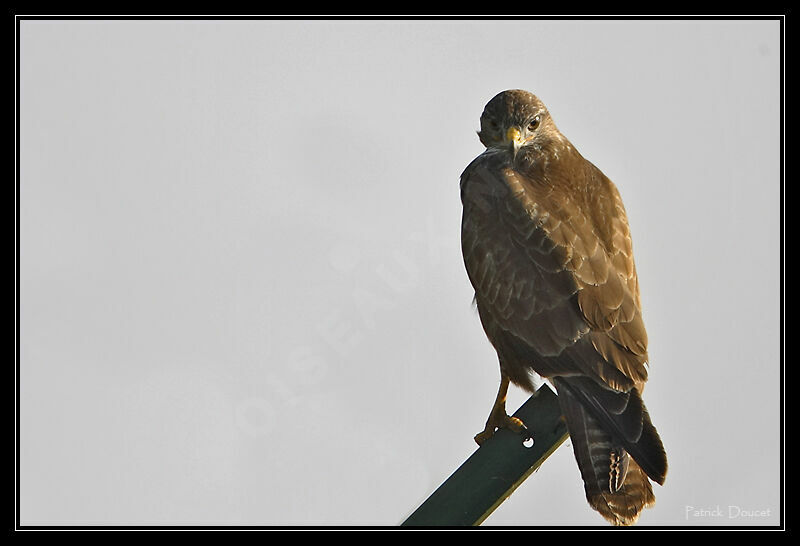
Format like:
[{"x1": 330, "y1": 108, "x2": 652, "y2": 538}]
[{"x1": 461, "y1": 152, "x2": 649, "y2": 386}]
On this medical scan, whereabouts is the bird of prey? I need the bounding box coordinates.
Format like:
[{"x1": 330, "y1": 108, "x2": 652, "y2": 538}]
[{"x1": 460, "y1": 89, "x2": 667, "y2": 526}]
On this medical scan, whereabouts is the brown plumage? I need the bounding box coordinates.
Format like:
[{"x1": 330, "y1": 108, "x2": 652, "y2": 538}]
[{"x1": 460, "y1": 90, "x2": 667, "y2": 526}]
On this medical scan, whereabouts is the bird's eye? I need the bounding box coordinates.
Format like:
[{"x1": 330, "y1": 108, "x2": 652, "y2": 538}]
[{"x1": 528, "y1": 116, "x2": 541, "y2": 131}]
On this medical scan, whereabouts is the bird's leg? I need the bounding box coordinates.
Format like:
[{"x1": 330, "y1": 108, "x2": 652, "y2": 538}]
[{"x1": 474, "y1": 371, "x2": 527, "y2": 445}]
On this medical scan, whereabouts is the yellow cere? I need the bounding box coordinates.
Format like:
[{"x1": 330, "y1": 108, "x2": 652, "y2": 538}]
[{"x1": 505, "y1": 126, "x2": 522, "y2": 143}]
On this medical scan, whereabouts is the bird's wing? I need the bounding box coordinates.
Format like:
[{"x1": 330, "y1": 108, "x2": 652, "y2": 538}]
[
  {"x1": 460, "y1": 153, "x2": 648, "y2": 390},
  {"x1": 569, "y1": 164, "x2": 650, "y2": 388}
]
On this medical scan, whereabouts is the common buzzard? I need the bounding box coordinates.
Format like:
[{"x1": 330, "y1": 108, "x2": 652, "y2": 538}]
[{"x1": 460, "y1": 89, "x2": 667, "y2": 526}]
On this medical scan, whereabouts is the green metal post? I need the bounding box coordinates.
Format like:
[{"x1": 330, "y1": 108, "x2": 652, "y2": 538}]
[{"x1": 401, "y1": 384, "x2": 569, "y2": 526}]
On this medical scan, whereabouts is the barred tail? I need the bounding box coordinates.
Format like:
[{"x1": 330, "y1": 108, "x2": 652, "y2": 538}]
[{"x1": 553, "y1": 377, "x2": 667, "y2": 526}]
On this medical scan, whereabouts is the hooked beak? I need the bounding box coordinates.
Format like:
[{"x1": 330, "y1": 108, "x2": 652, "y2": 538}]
[{"x1": 504, "y1": 126, "x2": 523, "y2": 156}]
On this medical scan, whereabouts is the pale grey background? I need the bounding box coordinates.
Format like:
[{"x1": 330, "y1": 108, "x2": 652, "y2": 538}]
[{"x1": 19, "y1": 19, "x2": 782, "y2": 526}]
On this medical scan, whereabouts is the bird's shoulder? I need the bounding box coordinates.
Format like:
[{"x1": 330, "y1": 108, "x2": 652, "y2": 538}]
[{"x1": 460, "y1": 145, "x2": 626, "y2": 248}]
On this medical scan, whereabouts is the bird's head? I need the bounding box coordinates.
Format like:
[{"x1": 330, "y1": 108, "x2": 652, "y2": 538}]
[{"x1": 477, "y1": 89, "x2": 559, "y2": 158}]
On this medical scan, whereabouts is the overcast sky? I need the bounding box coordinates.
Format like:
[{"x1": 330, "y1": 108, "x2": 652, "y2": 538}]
[{"x1": 19, "y1": 18, "x2": 782, "y2": 527}]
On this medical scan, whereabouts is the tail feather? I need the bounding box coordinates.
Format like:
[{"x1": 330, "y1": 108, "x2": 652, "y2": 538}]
[
  {"x1": 554, "y1": 377, "x2": 666, "y2": 526},
  {"x1": 556, "y1": 376, "x2": 667, "y2": 484},
  {"x1": 591, "y1": 460, "x2": 656, "y2": 526}
]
